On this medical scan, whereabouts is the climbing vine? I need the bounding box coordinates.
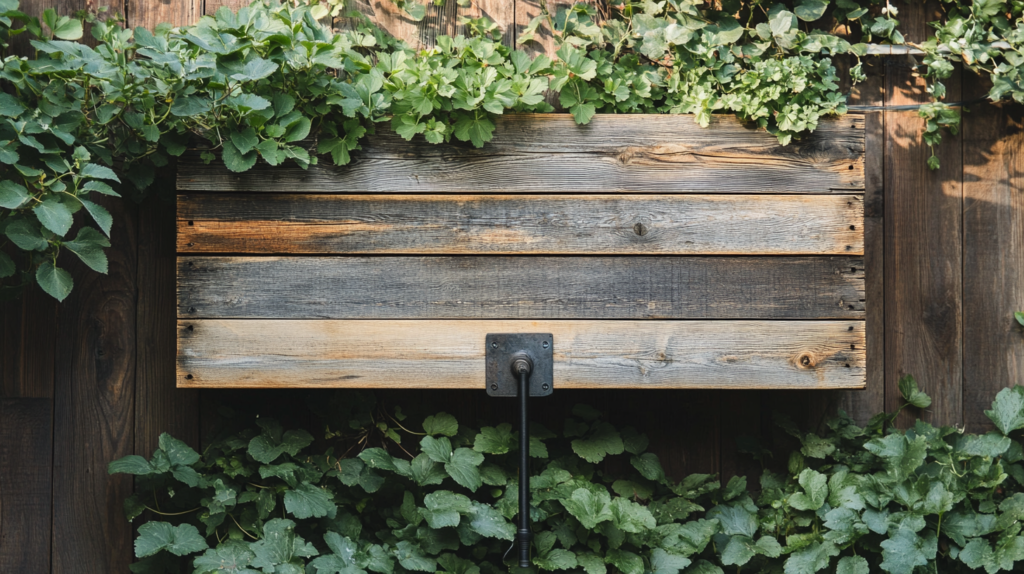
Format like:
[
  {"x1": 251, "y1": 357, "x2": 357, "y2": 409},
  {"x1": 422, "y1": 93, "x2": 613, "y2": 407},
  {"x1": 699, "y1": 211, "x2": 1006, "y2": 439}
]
[{"x1": 0, "y1": 0, "x2": 1019, "y2": 300}]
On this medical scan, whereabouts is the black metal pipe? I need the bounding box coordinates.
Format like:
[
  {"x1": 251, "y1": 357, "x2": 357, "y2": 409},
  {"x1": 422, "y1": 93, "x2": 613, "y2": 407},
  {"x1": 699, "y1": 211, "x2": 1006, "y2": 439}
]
[{"x1": 517, "y1": 367, "x2": 531, "y2": 567}]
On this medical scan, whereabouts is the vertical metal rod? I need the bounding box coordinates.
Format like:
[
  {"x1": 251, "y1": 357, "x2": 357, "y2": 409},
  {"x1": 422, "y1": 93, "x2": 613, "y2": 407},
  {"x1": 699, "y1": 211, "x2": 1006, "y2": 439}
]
[{"x1": 517, "y1": 367, "x2": 531, "y2": 567}]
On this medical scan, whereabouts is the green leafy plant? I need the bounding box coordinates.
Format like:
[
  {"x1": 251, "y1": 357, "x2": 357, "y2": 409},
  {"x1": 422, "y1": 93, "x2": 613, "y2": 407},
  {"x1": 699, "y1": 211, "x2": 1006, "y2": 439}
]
[
  {"x1": 112, "y1": 381, "x2": 1024, "y2": 574},
  {"x1": 2, "y1": 0, "x2": 1023, "y2": 300}
]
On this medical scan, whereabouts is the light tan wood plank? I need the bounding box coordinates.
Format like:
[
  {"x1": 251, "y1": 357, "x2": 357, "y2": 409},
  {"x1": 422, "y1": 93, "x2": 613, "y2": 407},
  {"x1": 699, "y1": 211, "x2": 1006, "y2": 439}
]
[
  {"x1": 177, "y1": 319, "x2": 866, "y2": 389},
  {"x1": 177, "y1": 113, "x2": 865, "y2": 193},
  {"x1": 178, "y1": 256, "x2": 865, "y2": 319},
  {"x1": 177, "y1": 194, "x2": 865, "y2": 255}
]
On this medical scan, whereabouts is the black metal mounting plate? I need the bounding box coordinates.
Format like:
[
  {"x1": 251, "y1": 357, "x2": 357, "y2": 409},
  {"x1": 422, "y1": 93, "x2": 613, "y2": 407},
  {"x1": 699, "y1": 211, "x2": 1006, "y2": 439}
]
[{"x1": 485, "y1": 333, "x2": 554, "y2": 397}]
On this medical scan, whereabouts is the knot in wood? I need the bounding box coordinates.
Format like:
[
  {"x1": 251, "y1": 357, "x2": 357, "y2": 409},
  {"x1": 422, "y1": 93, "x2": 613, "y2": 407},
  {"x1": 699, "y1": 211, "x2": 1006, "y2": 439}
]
[
  {"x1": 797, "y1": 354, "x2": 815, "y2": 368},
  {"x1": 633, "y1": 222, "x2": 648, "y2": 236}
]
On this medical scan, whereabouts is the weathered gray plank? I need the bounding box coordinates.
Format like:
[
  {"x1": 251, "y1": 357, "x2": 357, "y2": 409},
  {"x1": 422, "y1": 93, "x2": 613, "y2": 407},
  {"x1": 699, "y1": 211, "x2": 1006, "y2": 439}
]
[
  {"x1": 177, "y1": 114, "x2": 865, "y2": 193},
  {"x1": 0, "y1": 398, "x2": 52, "y2": 574},
  {"x1": 177, "y1": 193, "x2": 865, "y2": 255},
  {"x1": 178, "y1": 256, "x2": 865, "y2": 319},
  {"x1": 177, "y1": 319, "x2": 866, "y2": 389}
]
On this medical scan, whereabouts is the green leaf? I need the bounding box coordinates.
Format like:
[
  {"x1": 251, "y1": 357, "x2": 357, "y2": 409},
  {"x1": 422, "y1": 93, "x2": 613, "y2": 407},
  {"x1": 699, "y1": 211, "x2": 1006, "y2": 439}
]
[
  {"x1": 420, "y1": 490, "x2": 472, "y2": 528},
  {"x1": 108, "y1": 455, "x2": 157, "y2": 475},
  {"x1": 411, "y1": 453, "x2": 447, "y2": 486},
  {"x1": 0, "y1": 180, "x2": 30, "y2": 209},
  {"x1": 284, "y1": 483, "x2": 336, "y2": 519},
  {"x1": 421, "y1": 435, "x2": 453, "y2": 463},
  {"x1": 632, "y1": 452, "x2": 665, "y2": 481},
  {"x1": 445, "y1": 448, "x2": 484, "y2": 491},
  {"x1": 572, "y1": 422, "x2": 624, "y2": 463},
  {"x1": 474, "y1": 424, "x2": 514, "y2": 454},
  {"x1": 865, "y1": 434, "x2": 928, "y2": 480},
  {"x1": 193, "y1": 541, "x2": 255, "y2": 573},
  {"x1": 452, "y1": 113, "x2": 495, "y2": 148},
  {"x1": 835, "y1": 556, "x2": 869, "y2": 574},
  {"x1": 898, "y1": 375, "x2": 932, "y2": 408},
  {"x1": 250, "y1": 519, "x2": 318, "y2": 571},
  {"x1": 230, "y1": 58, "x2": 279, "y2": 82},
  {"x1": 468, "y1": 501, "x2": 513, "y2": 540},
  {"x1": 610, "y1": 497, "x2": 656, "y2": 533},
  {"x1": 561, "y1": 487, "x2": 613, "y2": 529},
  {"x1": 394, "y1": 540, "x2": 435, "y2": 572},
  {"x1": 230, "y1": 127, "x2": 259, "y2": 154},
  {"x1": 63, "y1": 227, "x2": 110, "y2": 273},
  {"x1": 283, "y1": 117, "x2": 312, "y2": 143},
  {"x1": 607, "y1": 549, "x2": 644, "y2": 574},
  {"x1": 721, "y1": 536, "x2": 756, "y2": 567},
  {"x1": 709, "y1": 504, "x2": 757, "y2": 538},
  {"x1": 879, "y1": 528, "x2": 935, "y2": 574},
  {"x1": 789, "y1": 469, "x2": 828, "y2": 511},
  {"x1": 222, "y1": 140, "x2": 258, "y2": 173},
  {"x1": 134, "y1": 522, "x2": 208, "y2": 558},
  {"x1": 423, "y1": 412, "x2": 459, "y2": 437},
  {"x1": 248, "y1": 426, "x2": 313, "y2": 464},
  {"x1": 6, "y1": 219, "x2": 48, "y2": 251},
  {"x1": 536, "y1": 548, "x2": 577, "y2": 571},
  {"x1": 171, "y1": 95, "x2": 212, "y2": 117},
  {"x1": 794, "y1": 0, "x2": 829, "y2": 21},
  {"x1": 51, "y1": 15, "x2": 83, "y2": 40},
  {"x1": 33, "y1": 198, "x2": 72, "y2": 236},
  {"x1": 80, "y1": 163, "x2": 120, "y2": 182},
  {"x1": 784, "y1": 541, "x2": 838, "y2": 574},
  {"x1": 650, "y1": 548, "x2": 691, "y2": 574},
  {"x1": 987, "y1": 386, "x2": 1024, "y2": 435},
  {"x1": 36, "y1": 261, "x2": 72, "y2": 301},
  {"x1": 79, "y1": 198, "x2": 113, "y2": 237},
  {"x1": 0, "y1": 252, "x2": 14, "y2": 279}
]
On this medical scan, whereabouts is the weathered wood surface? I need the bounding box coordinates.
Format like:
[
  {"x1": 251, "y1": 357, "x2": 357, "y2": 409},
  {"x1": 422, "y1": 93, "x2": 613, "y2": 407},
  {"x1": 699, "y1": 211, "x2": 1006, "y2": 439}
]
[
  {"x1": 178, "y1": 194, "x2": 865, "y2": 255},
  {"x1": 178, "y1": 255, "x2": 865, "y2": 319},
  {"x1": 177, "y1": 114, "x2": 865, "y2": 193},
  {"x1": 0, "y1": 398, "x2": 52, "y2": 574},
  {"x1": 962, "y1": 91, "x2": 1024, "y2": 432},
  {"x1": 178, "y1": 319, "x2": 866, "y2": 389},
  {"x1": 884, "y1": 14, "x2": 964, "y2": 427}
]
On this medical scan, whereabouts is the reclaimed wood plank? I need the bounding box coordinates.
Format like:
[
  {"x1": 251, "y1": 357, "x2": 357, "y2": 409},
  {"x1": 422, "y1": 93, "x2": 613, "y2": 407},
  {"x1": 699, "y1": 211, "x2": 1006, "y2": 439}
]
[
  {"x1": 884, "y1": 46, "x2": 963, "y2": 427},
  {"x1": 177, "y1": 114, "x2": 865, "y2": 193},
  {"x1": 0, "y1": 285, "x2": 56, "y2": 398},
  {"x1": 178, "y1": 319, "x2": 866, "y2": 389},
  {"x1": 178, "y1": 255, "x2": 865, "y2": 319},
  {"x1": 962, "y1": 91, "x2": 1024, "y2": 432},
  {"x1": 127, "y1": 0, "x2": 200, "y2": 29},
  {"x1": 836, "y1": 57, "x2": 885, "y2": 424},
  {"x1": 0, "y1": 398, "x2": 53, "y2": 574},
  {"x1": 177, "y1": 194, "x2": 865, "y2": 255},
  {"x1": 137, "y1": 187, "x2": 200, "y2": 455},
  {"x1": 52, "y1": 197, "x2": 138, "y2": 574}
]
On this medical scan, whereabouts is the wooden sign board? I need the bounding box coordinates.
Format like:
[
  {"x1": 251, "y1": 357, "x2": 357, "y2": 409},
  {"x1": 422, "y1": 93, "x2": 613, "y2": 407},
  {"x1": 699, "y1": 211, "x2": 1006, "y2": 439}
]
[{"x1": 177, "y1": 113, "x2": 866, "y2": 389}]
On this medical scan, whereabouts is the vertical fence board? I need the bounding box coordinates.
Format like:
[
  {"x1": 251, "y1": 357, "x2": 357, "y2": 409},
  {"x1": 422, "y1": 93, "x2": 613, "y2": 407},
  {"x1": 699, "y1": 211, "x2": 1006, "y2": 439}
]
[
  {"x1": 127, "y1": 0, "x2": 201, "y2": 29},
  {"x1": 0, "y1": 399, "x2": 53, "y2": 574},
  {"x1": 137, "y1": 184, "x2": 200, "y2": 456},
  {"x1": 51, "y1": 198, "x2": 138, "y2": 574},
  {"x1": 884, "y1": 3, "x2": 963, "y2": 426},
  {"x1": 962, "y1": 90, "x2": 1024, "y2": 432},
  {"x1": 0, "y1": 288, "x2": 56, "y2": 398}
]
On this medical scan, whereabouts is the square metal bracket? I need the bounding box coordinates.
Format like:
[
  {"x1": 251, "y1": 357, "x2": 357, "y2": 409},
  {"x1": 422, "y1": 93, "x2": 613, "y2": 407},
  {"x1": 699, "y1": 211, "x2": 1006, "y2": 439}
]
[{"x1": 485, "y1": 333, "x2": 554, "y2": 397}]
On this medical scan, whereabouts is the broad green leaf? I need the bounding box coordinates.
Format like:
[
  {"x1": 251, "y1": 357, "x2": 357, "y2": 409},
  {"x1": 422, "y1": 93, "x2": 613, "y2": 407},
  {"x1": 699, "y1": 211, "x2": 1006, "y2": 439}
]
[
  {"x1": 159, "y1": 432, "x2": 199, "y2": 466},
  {"x1": 784, "y1": 541, "x2": 838, "y2": 574},
  {"x1": 561, "y1": 487, "x2": 613, "y2": 529},
  {"x1": 394, "y1": 540, "x2": 435, "y2": 572},
  {"x1": 33, "y1": 198, "x2": 72, "y2": 236},
  {"x1": 535, "y1": 548, "x2": 577, "y2": 571},
  {"x1": 193, "y1": 541, "x2": 256, "y2": 573},
  {"x1": 572, "y1": 422, "x2": 624, "y2": 463},
  {"x1": 632, "y1": 452, "x2": 665, "y2": 481},
  {"x1": 445, "y1": 448, "x2": 483, "y2": 491},
  {"x1": 79, "y1": 198, "x2": 113, "y2": 237},
  {"x1": 836, "y1": 556, "x2": 869, "y2": 574},
  {"x1": 284, "y1": 483, "x2": 336, "y2": 519},
  {"x1": 134, "y1": 522, "x2": 208, "y2": 558},
  {"x1": 250, "y1": 519, "x2": 318, "y2": 571},
  {"x1": 452, "y1": 113, "x2": 495, "y2": 148},
  {"x1": 610, "y1": 497, "x2": 656, "y2": 533},
  {"x1": 789, "y1": 469, "x2": 828, "y2": 511},
  {"x1": 794, "y1": 0, "x2": 829, "y2": 21},
  {"x1": 230, "y1": 58, "x2": 279, "y2": 81},
  {"x1": 421, "y1": 435, "x2": 453, "y2": 463},
  {"x1": 36, "y1": 261, "x2": 72, "y2": 301},
  {"x1": 423, "y1": 412, "x2": 459, "y2": 437},
  {"x1": 576, "y1": 552, "x2": 607, "y2": 574},
  {"x1": 721, "y1": 536, "x2": 756, "y2": 566},
  {"x1": 650, "y1": 548, "x2": 691, "y2": 574},
  {"x1": 283, "y1": 117, "x2": 312, "y2": 143},
  {"x1": 879, "y1": 528, "x2": 935, "y2": 574},
  {"x1": 80, "y1": 163, "x2": 120, "y2": 182},
  {"x1": 898, "y1": 375, "x2": 932, "y2": 408},
  {"x1": 410, "y1": 453, "x2": 447, "y2": 486},
  {"x1": 63, "y1": 227, "x2": 110, "y2": 274},
  {"x1": 230, "y1": 127, "x2": 259, "y2": 154},
  {"x1": 468, "y1": 501, "x2": 513, "y2": 540},
  {"x1": 108, "y1": 455, "x2": 157, "y2": 475},
  {"x1": 0, "y1": 180, "x2": 30, "y2": 209},
  {"x1": 248, "y1": 427, "x2": 313, "y2": 464},
  {"x1": 987, "y1": 386, "x2": 1024, "y2": 435},
  {"x1": 6, "y1": 219, "x2": 48, "y2": 251},
  {"x1": 222, "y1": 140, "x2": 258, "y2": 173},
  {"x1": 474, "y1": 424, "x2": 514, "y2": 454},
  {"x1": 606, "y1": 549, "x2": 644, "y2": 574},
  {"x1": 0, "y1": 252, "x2": 14, "y2": 278},
  {"x1": 708, "y1": 504, "x2": 757, "y2": 538}
]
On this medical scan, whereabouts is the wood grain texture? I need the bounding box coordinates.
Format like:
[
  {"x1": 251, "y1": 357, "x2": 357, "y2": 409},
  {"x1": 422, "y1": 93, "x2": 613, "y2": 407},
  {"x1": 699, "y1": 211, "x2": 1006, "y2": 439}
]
[
  {"x1": 52, "y1": 197, "x2": 137, "y2": 574},
  {"x1": 177, "y1": 114, "x2": 865, "y2": 193},
  {"x1": 0, "y1": 285, "x2": 56, "y2": 398},
  {"x1": 137, "y1": 186, "x2": 200, "y2": 456},
  {"x1": 178, "y1": 255, "x2": 865, "y2": 319},
  {"x1": 127, "y1": 0, "x2": 200, "y2": 29},
  {"x1": 884, "y1": 47, "x2": 963, "y2": 427},
  {"x1": 178, "y1": 319, "x2": 866, "y2": 388},
  {"x1": 962, "y1": 93, "x2": 1024, "y2": 432},
  {"x1": 0, "y1": 398, "x2": 52, "y2": 574},
  {"x1": 177, "y1": 193, "x2": 865, "y2": 255},
  {"x1": 836, "y1": 57, "x2": 885, "y2": 424}
]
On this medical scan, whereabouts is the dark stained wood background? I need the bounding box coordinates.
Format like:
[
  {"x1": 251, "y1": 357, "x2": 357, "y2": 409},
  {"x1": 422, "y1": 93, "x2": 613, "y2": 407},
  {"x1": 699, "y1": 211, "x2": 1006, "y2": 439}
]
[{"x1": 1, "y1": 0, "x2": 1020, "y2": 572}]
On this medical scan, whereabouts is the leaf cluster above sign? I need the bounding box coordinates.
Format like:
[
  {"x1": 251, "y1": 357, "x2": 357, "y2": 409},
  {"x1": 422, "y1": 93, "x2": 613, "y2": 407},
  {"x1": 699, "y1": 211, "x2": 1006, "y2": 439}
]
[{"x1": 176, "y1": 113, "x2": 866, "y2": 389}]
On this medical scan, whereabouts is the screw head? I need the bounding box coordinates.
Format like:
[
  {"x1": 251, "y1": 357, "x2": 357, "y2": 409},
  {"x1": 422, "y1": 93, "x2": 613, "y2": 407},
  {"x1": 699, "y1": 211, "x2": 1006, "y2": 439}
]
[
  {"x1": 542, "y1": 384, "x2": 549, "y2": 391},
  {"x1": 542, "y1": 341, "x2": 549, "y2": 349},
  {"x1": 491, "y1": 341, "x2": 498, "y2": 349},
  {"x1": 491, "y1": 384, "x2": 498, "y2": 390}
]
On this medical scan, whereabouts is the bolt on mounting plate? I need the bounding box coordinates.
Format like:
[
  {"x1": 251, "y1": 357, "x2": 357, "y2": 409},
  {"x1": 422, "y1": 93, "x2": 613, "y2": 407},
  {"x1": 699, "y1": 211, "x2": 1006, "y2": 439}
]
[{"x1": 485, "y1": 333, "x2": 554, "y2": 397}]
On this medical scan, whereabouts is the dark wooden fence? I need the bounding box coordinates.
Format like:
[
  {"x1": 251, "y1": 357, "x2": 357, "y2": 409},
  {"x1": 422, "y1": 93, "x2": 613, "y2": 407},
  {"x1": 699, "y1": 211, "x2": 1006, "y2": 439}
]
[{"x1": 1, "y1": 0, "x2": 1022, "y2": 572}]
